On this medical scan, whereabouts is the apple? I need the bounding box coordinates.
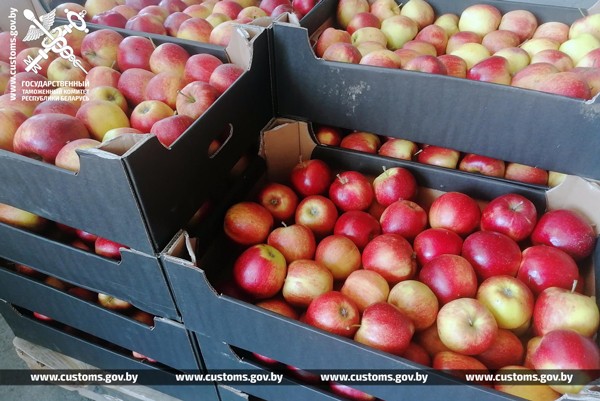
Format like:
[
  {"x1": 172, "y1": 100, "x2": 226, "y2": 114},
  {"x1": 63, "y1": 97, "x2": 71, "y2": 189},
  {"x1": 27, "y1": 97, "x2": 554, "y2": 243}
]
[
  {"x1": 378, "y1": 138, "x2": 418, "y2": 160},
  {"x1": 560, "y1": 33, "x2": 600, "y2": 65},
  {"x1": 126, "y1": 0, "x2": 161, "y2": 9},
  {"x1": 95, "y1": 236, "x2": 129, "y2": 261},
  {"x1": 177, "y1": 17, "x2": 214, "y2": 43},
  {"x1": 351, "y1": 27, "x2": 388, "y2": 48},
  {"x1": 520, "y1": 37, "x2": 560, "y2": 59},
  {"x1": 209, "y1": 63, "x2": 244, "y2": 94},
  {"x1": 315, "y1": 28, "x2": 352, "y2": 58},
  {"x1": 84, "y1": 85, "x2": 129, "y2": 113},
  {"x1": 445, "y1": 30, "x2": 482, "y2": 54},
  {"x1": 333, "y1": 210, "x2": 381, "y2": 250},
  {"x1": 103, "y1": 127, "x2": 144, "y2": 142},
  {"x1": 494, "y1": 365, "x2": 562, "y2": 401},
  {"x1": 315, "y1": 125, "x2": 343, "y2": 146},
  {"x1": 533, "y1": 71, "x2": 593, "y2": 100},
  {"x1": 400, "y1": 0, "x2": 434, "y2": 30},
  {"x1": 206, "y1": 13, "x2": 232, "y2": 28},
  {"x1": 480, "y1": 193, "x2": 538, "y2": 243},
  {"x1": 340, "y1": 131, "x2": 381, "y2": 153},
  {"x1": 176, "y1": 80, "x2": 220, "y2": 119},
  {"x1": 429, "y1": 192, "x2": 481, "y2": 237},
  {"x1": 462, "y1": 231, "x2": 522, "y2": 280},
  {"x1": 531, "y1": 209, "x2": 595, "y2": 261},
  {"x1": 0, "y1": 203, "x2": 47, "y2": 231},
  {"x1": 149, "y1": 43, "x2": 190, "y2": 77},
  {"x1": 402, "y1": 40, "x2": 437, "y2": 57},
  {"x1": 237, "y1": 5, "x2": 268, "y2": 19},
  {"x1": 569, "y1": 13, "x2": 600, "y2": 40},
  {"x1": 137, "y1": 5, "x2": 170, "y2": 21},
  {"x1": 67, "y1": 286, "x2": 98, "y2": 303},
  {"x1": 415, "y1": 145, "x2": 460, "y2": 168},
  {"x1": 46, "y1": 57, "x2": 90, "y2": 83},
  {"x1": 355, "y1": 302, "x2": 415, "y2": 356},
  {"x1": 0, "y1": 94, "x2": 37, "y2": 117},
  {"x1": 282, "y1": 259, "x2": 333, "y2": 308},
  {"x1": 323, "y1": 43, "x2": 362, "y2": 64},
  {"x1": 476, "y1": 329, "x2": 524, "y2": 370},
  {"x1": 512, "y1": 63, "x2": 557, "y2": 89},
  {"x1": 576, "y1": 48, "x2": 600, "y2": 68},
  {"x1": 531, "y1": 49, "x2": 574, "y2": 71},
  {"x1": 224, "y1": 201, "x2": 273, "y2": 245},
  {"x1": 379, "y1": 199, "x2": 427, "y2": 240},
  {"x1": 125, "y1": 13, "x2": 167, "y2": 35},
  {"x1": 33, "y1": 100, "x2": 79, "y2": 117},
  {"x1": 388, "y1": 279, "x2": 438, "y2": 331},
  {"x1": 434, "y1": 13, "x2": 459, "y2": 37},
  {"x1": 210, "y1": 0, "x2": 242, "y2": 19},
  {"x1": 418, "y1": 254, "x2": 478, "y2": 305},
  {"x1": 0, "y1": 108, "x2": 28, "y2": 151},
  {"x1": 359, "y1": 49, "x2": 402, "y2": 68},
  {"x1": 268, "y1": 224, "x2": 316, "y2": 263},
  {"x1": 380, "y1": 15, "x2": 419, "y2": 50},
  {"x1": 329, "y1": 383, "x2": 375, "y2": 401},
  {"x1": 116, "y1": 36, "x2": 155, "y2": 71},
  {"x1": 294, "y1": 195, "x2": 338, "y2": 238},
  {"x1": 164, "y1": 12, "x2": 192, "y2": 36},
  {"x1": 533, "y1": 286, "x2": 600, "y2": 338},
  {"x1": 346, "y1": 12, "x2": 381, "y2": 35},
  {"x1": 413, "y1": 227, "x2": 463, "y2": 267},
  {"x1": 85, "y1": 0, "x2": 120, "y2": 17},
  {"x1": 233, "y1": 244, "x2": 287, "y2": 299},
  {"x1": 437, "y1": 297, "x2": 497, "y2": 355},
  {"x1": 458, "y1": 153, "x2": 506, "y2": 177},
  {"x1": 433, "y1": 351, "x2": 489, "y2": 383},
  {"x1": 76, "y1": 100, "x2": 130, "y2": 141},
  {"x1": 315, "y1": 234, "x2": 361, "y2": 280},
  {"x1": 336, "y1": 0, "x2": 369, "y2": 29},
  {"x1": 159, "y1": 0, "x2": 187, "y2": 12},
  {"x1": 290, "y1": 159, "x2": 333, "y2": 197},
  {"x1": 91, "y1": 10, "x2": 127, "y2": 27},
  {"x1": 257, "y1": 182, "x2": 298, "y2": 223},
  {"x1": 481, "y1": 30, "x2": 521, "y2": 53},
  {"x1": 328, "y1": 170, "x2": 374, "y2": 212},
  {"x1": 437, "y1": 54, "x2": 468, "y2": 78},
  {"x1": 130, "y1": 100, "x2": 174, "y2": 133},
  {"x1": 450, "y1": 42, "x2": 491, "y2": 69},
  {"x1": 415, "y1": 322, "x2": 451, "y2": 357},
  {"x1": 53, "y1": 2, "x2": 86, "y2": 17},
  {"x1": 341, "y1": 269, "x2": 389, "y2": 312},
  {"x1": 504, "y1": 162, "x2": 549, "y2": 185},
  {"x1": 477, "y1": 275, "x2": 534, "y2": 330},
  {"x1": 458, "y1": 4, "x2": 501, "y2": 37},
  {"x1": 369, "y1": 0, "x2": 399, "y2": 21},
  {"x1": 533, "y1": 21, "x2": 570, "y2": 44},
  {"x1": 55, "y1": 138, "x2": 101, "y2": 172},
  {"x1": 13, "y1": 113, "x2": 90, "y2": 163},
  {"x1": 547, "y1": 170, "x2": 569, "y2": 188},
  {"x1": 96, "y1": 293, "x2": 132, "y2": 312},
  {"x1": 143, "y1": 72, "x2": 186, "y2": 109},
  {"x1": 184, "y1": 53, "x2": 224, "y2": 83},
  {"x1": 494, "y1": 47, "x2": 531, "y2": 75},
  {"x1": 499, "y1": 9, "x2": 538, "y2": 43},
  {"x1": 402, "y1": 342, "x2": 431, "y2": 367},
  {"x1": 517, "y1": 245, "x2": 579, "y2": 296},
  {"x1": 184, "y1": 3, "x2": 213, "y2": 18},
  {"x1": 113, "y1": 4, "x2": 139, "y2": 18},
  {"x1": 404, "y1": 54, "x2": 448, "y2": 74},
  {"x1": 0, "y1": 31, "x2": 24, "y2": 63},
  {"x1": 85, "y1": 66, "x2": 121, "y2": 89},
  {"x1": 304, "y1": 291, "x2": 360, "y2": 338},
  {"x1": 362, "y1": 233, "x2": 416, "y2": 284},
  {"x1": 15, "y1": 47, "x2": 56, "y2": 77},
  {"x1": 415, "y1": 24, "x2": 448, "y2": 56}
]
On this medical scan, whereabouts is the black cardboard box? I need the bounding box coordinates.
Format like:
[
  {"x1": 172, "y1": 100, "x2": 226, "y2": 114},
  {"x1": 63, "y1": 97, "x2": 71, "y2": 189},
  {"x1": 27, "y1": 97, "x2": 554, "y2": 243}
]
[{"x1": 271, "y1": 0, "x2": 600, "y2": 182}]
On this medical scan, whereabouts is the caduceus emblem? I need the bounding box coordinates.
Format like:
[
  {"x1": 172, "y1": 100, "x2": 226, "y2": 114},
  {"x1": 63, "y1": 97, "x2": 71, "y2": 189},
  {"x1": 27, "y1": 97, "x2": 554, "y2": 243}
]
[{"x1": 22, "y1": 9, "x2": 56, "y2": 42}]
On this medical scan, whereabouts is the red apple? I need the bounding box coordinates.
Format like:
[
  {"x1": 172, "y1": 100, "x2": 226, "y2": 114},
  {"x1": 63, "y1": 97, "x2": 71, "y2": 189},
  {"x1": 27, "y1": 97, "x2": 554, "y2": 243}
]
[
  {"x1": 333, "y1": 210, "x2": 381, "y2": 250},
  {"x1": 359, "y1": 49, "x2": 402, "y2": 69},
  {"x1": 118, "y1": 68, "x2": 156, "y2": 106},
  {"x1": 404, "y1": 54, "x2": 448, "y2": 74},
  {"x1": 477, "y1": 275, "x2": 534, "y2": 330},
  {"x1": 150, "y1": 114, "x2": 194, "y2": 147},
  {"x1": 415, "y1": 24, "x2": 448, "y2": 56},
  {"x1": 304, "y1": 291, "x2": 360, "y2": 338},
  {"x1": 289, "y1": 159, "x2": 333, "y2": 197},
  {"x1": 209, "y1": 63, "x2": 244, "y2": 94},
  {"x1": 517, "y1": 245, "x2": 579, "y2": 296},
  {"x1": 164, "y1": 12, "x2": 192, "y2": 36},
  {"x1": 184, "y1": 53, "x2": 224, "y2": 83},
  {"x1": 233, "y1": 244, "x2": 287, "y2": 299},
  {"x1": 126, "y1": 13, "x2": 167, "y2": 35},
  {"x1": 55, "y1": 138, "x2": 102, "y2": 172},
  {"x1": 329, "y1": 383, "x2": 375, "y2": 401},
  {"x1": 533, "y1": 21, "x2": 569, "y2": 43},
  {"x1": 354, "y1": 302, "x2": 414, "y2": 356},
  {"x1": 388, "y1": 279, "x2": 438, "y2": 331},
  {"x1": 257, "y1": 182, "x2": 298, "y2": 223},
  {"x1": 15, "y1": 47, "x2": 56, "y2": 76},
  {"x1": 476, "y1": 329, "x2": 524, "y2": 370},
  {"x1": 429, "y1": 192, "x2": 481, "y2": 237},
  {"x1": 362, "y1": 233, "x2": 417, "y2": 284},
  {"x1": 282, "y1": 259, "x2": 333, "y2": 308},
  {"x1": 446, "y1": 31, "x2": 482, "y2": 54},
  {"x1": 117, "y1": 36, "x2": 155, "y2": 71},
  {"x1": 462, "y1": 231, "x2": 522, "y2": 280},
  {"x1": 415, "y1": 322, "x2": 451, "y2": 357},
  {"x1": 145, "y1": 72, "x2": 187, "y2": 109},
  {"x1": 68, "y1": 286, "x2": 99, "y2": 302},
  {"x1": 33, "y1": 100, "x2": 79, "y2": 117},
  {"x1": 176, "y1": 80, "x2": 220, "y2": 120},
  {"x1": 416, "y1": 145, "x2": 460, "y2": 169},
  {"x1": 328, "y1": 170, "x2": 374, "y2": 212},
  {"x1": 224, "y1": 201, "x2": 273, "y2": 245},
  {"x1": 294, "y1": 195, "x2": 339, "y2": 238},
  {"x1": 0, "y1": 108, "x2": 28, "y2": 152},
  {"x1": 337, "y1": 0, "x2": 369, "y2": 29},
  {"x1": 413, "y1": 227, "x2": 463, "y2": 267},
  {"x1": 85, "y1": 66, "x2": 121, "y2": 89},
  {"x1": 341, "y1": 269, "x2": 389, "y2": 312},
  {"x1": 418, "y1": 254, "x2": 478, "y2": 305},
  {"x1": 149, "y1": 43, "x2": 190, "y2": 77},
  {"x1": 480, "y1": 193, "x2": 538, "y2": 242},
  {"x1": 267, "y1": 223, "x2": 316, "y2": 263},
  {"x1": 130, "y1": 100, "x2": 174, "y2": 133},
  {"x1": 378, "y1": 138, "x2": 418, "y2": 160},
  {"x1": 95, "y1": 237, "x2": 129, "y2": 260},
  {"x1": 98, "y1": 293, "x2": 133, "y2": 311},
  {"x1": 314, "y1": 125, "x2": 343, "y2": 146},
  {"x1": 339, "y1": 132, "x2": 381, "y2": 154},
  {"x1": 481, "y1": 30, "x2": 521, "y2": 53},
  {"x1": 177, "y1": 17, "x2": 214, "y2": 43},
  {"x1": 315, "y1": 234, "x2": 362, "y2": 280},
  {"x1": 372, "y1": 167, "x2": 417, "y2": 206},
  {"x1": 379, "y1": 199, "x2": 427, "y2": 241},
  {"x1": 346, "y1": 12, "x2": 380, "y2": 35},
  {"x1": 315, "y1": 28, "x2": 352, "y2": 58}
]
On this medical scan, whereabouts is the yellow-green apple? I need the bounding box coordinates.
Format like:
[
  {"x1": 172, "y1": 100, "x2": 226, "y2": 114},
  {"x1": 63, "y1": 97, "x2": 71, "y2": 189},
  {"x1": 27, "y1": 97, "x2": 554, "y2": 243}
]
[
  {"x1": 569, "y1": 13, "x2": 600, "y2": 40},
  {"x1": 532, "y1": 71, "x2": 593, "y2": 99},
  {"x1": 462, "y1": 231, "x2": 522, "y2": 280},
  {"x1": 533, "y1": 21, "x2": 569, "y2": 44},
  {"x1": 177, "y1": 17, "x2": 214, "y2": 43},
  {"x1": 378, "y1": 138, "x2": 418, "y2": 160},
  {"x1": 494, "y1": 365, "x2": 562, "y2": 401},
  {"x1": 76, "y1": 100, "x2": 130, "y2": 140},
  {"x1": 184, "y1": 53, "x2": 223, "y2": 83},
  {"x1": 329, "y1": 383, "x2": 375, "y2": 401},
  {"x1": 14, "y1": 113, "x2": 90, "y2": 163},
  {"x1": 504, "y1": 162, "x2": 549, "y2": 185},
  {"x1": 206, "y1": 12, "x2": 231, "y2": 28},
  {"x1": 351, "y1": 27, "x2": 388, "y2": 47},
  {"x1": 437, "y1": 297, "x2": 498, "y2": 355},
  {"x1": 103, "y1": 127, "x2": 144, "y2": 142},
  {"x1": 346, "y1": 12, "x2": 381, "y2": 35},
  {"x1": 323, "y1": 42, "x2": 362, "y2": 64},
  {"x1": 476, "y1": 328, "x2": 524, "y2": 370},
  {"x1": 95, "y1": 236, "x2": 129, "y2": 260},
  {"x1": 339, "y1": 131, "x2": 381, "y2": 153},
  {"x1": 0, "y1": 32, "x2": 25, "y2": 63},
  {"x1": 498, "y1": 9, "x2": 538, "y2": 43},
  {"x1": 176, "y1": 80, "x2": 220, "y2": 119},
  {"x1": 372, "y1": 167, "x2": 417, "y2": 206},
  {"x1": 315, "y1": 234, "x2": 361, "y2": 280},
  {"x1": 450, "y1": 42, "x2": 490, "y2": 69},
  {"x1": 458, "y1": 153, "x2": 506, "y2": 177},
  {"x1": 144, "y1": 72, "x2": 187, "y2": 109},
  {"x1": 369, "y1": 0, "x2": 399, "y2": 22},
  {"x1": 476, "y1": 275, "x2": 534, "y2": 330},
  {"x1": 125, "y1": 13, "x2": 167, "y2": 34},
  {"x1": 517, "y1": 245, "x2": 579, "y2": 296},
  {"x1": 85, "y1": 66, "x2": 121, "y2": 89},
  {"x1": 415, "y1": 322, "x2": 451, "y2": 357},
  {"x1": 416, "y1": 145, "x2": 460, "y2": 168},
  {"x1": 282, "y1": 259, "x2": 333, "y2": 307},
  {"x1": 458, "y1": 4, "x2": 501, "y2": 37},
  {"x1": 184, "y1": 3, "x2": 213, "y2": 18},
  {"x1": 362, "y1": 233, "x2": 417, "y2": 284},
  {"x1": 113, "y1": 4, "x2": 139, "y2": 18},
  {"x1": 530, "y1": 329, "x2": 600, "y2": 394},
  {"x1": 224, "y1": 201, "x2": 273, "y2": 245},
  {"x1": 415, "y1": 24, "x2": 448, "y2": 55},
  {"x1": 0, "y1": 203, "x2": 47, "y2": 231},
  {"x1": 494, "y1": 47, "x2": 530, "y2": 75},
  {"x1": 15, "y1": 47, "x2": 56, "y2": 76},
  {"x1": 33, "y1": 100, "x2": 79, "y2": 116},
  {"x1": 531, "y1": 209, "x2": 595, "y2": 261},
  {"x1": 333, "y1": 210, "x2": 381, "y2": 250},
  {"x1": 520, "y1": 37, "x2": 560, "y2": 58},
  {"x1": 547, "y1": 170, "x2": 568, "y2": 188},
  {"x1": 511, "y1": 62, "x2": 559, "y2": 89},
  {"x1": 98, "y1": 293, "x2": 132, "y2": 310},
  {"x1": 429, "y1": 192, "x2": 481, "y2": 237},
  {"x1": 413, "y1": 227, "x2": 463, "y2": 267},
  {"x1": 388, "y1": 279, "x2": 438, "y2": 331},
  {"x1": 419, "y1": 254, "x2": 478, "y2": 305},
  {"x1": 336, "y1": 0, "x2": 369, "y2": 29},
  {"x1": 159, "y1": 0, "x2": 187, "y2": 12},
  {"x1": 531, "y1": 49, "x2": 573, "y2": 71},
  {"x1": 328, "y1": 170, "x2": 374, "y2": 212},
  {"x1": 481, "y1": 30, "x2": 521, "y2": 53},
  {"x1": 341, "y1": 269, "x2": 389, "y2": 311},
  {"x1": 91, "y1": 10, "x2": 128, "y2": 28},
  {"x1": 354, "y1": 302, "x2": 415, "y2": 355},
  {"x1": 359, "y1": 49, "x2": 402, "y2": 68},
  {"x1": 47, "y1": 57, "x2": 90, "y2": 83},
  {"x1": 445, "y1": 30, "x2": 481, "y2": 54},
  {"x1": 433, "y1": 351, "x2": 489, "y2": 381},
  {"x1": 149, "y1": 43, "x2": 190, "y2": 76},
  {"x1": 399, "y1": 0, "x2": 433, "y2": 30},
  {"x1": 268, "y1": 223, "x2": 316, "y2": 263},
  {"x1": 304, "y1": 291, "x2": 360, "y2": 337},
  {"x1": 54, "y1": 138, "x2": 101, "y2": 172},
  {"x1": 0, "y1": 108, "x2": 28, "y2": 151},
  {"x1": 164, "y1": 11, "x2": 192, "y2": 36},
  {"x1": 233, "y1": 244, "x2": 287, "y2": 299},
  {"x1": 117, "y1": 36, "x2": 155, "y2": 71},
  {"x1": 380, "y1": 15, "x2": 418, "y2": 50},
  {"x1": 85, "y1": 0, "x2": 120, "y2": 18},
  {"x1": 237, "y1": 6, "x2": 268, "y2": 20},
  {"x1": 577, "y1": 48, "x2": 600, "y2": 67},
  {"x1": 402, "y1": 342, "x2": 431, "y2": 366},
  {"x1": 149, "y1": 114, "x2": 194, "y2": 147},
  {"x1": 290, "y1": 159, "x2": 333, "y2": 197},
  {"x1": 315, "y1": 125, "x2": 343, "y2": 146},
  {"x1": 402, "y1": 40, "x2": 437, "y2": 56},
  {"x1": 84, "y1": 85, "x2": 129, "y2": 113},
  {"x1": 404, "y1": 54, "x2": 448, "y2": 74},
  {"x1": 533, "y1": 286, "x2": 599, "y2": 337},
  {"x1": 379, "y1": 199, "x2": 427, "y2": 240},
  {"x1": 257, "y1": 182, "x2": 298, "y2": 223},
  {"x1": 130, "y1": 100, "x2": 174, "y2": 133},
  {"x1": 480, "y1": 193, "x2": 538, "y2": 242},
  {"x1": 209, "y1": 63, "x2": 244, "y2": 94},
  {"x1": 434, "y1": 13, "x2": 459, "y2": 37},
  {"x1": 437, "y1": 54, "x2": 467, "y2": 77},
  {"x1": 315, "y1": 28, "x2": 352, "y2": 58}
]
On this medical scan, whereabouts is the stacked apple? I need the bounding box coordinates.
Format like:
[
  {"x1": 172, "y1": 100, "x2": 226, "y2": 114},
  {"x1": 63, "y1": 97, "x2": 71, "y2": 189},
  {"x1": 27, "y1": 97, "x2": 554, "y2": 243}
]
[
  {"x1": 220, "y1": 157, "x2": 599, "y2": 400},
  {"x1": 315, "y1": 0, "x2": 600, "y2": 100},
  {"x1": 315, "y1": 124, "x2": 562, "y2": 187},
  {"x1": 0, "y1": 28, "x2": 244, "y2": 171},
  {"x1": 55, "y1": 0, "x2": 317, "y2": 48}
]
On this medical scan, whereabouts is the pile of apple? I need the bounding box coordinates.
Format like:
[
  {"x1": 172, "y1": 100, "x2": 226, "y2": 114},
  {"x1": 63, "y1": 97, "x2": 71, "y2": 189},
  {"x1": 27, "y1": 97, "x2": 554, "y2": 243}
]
[
  {"x1": 314, "y1": 124, "x2": 560, "y2": 187},
  {"x1": 55, "y1": 0, "x2": 317, "y2": 47},
  {"x1": 220, "y1": 157, "x2": 599, "y2": 400},
  {"x1": 0, "y1": 28, "x2": 243, "y2": 172},
  {"x1": 316, "y1": 0, "x2": 600, "y2": 100}
]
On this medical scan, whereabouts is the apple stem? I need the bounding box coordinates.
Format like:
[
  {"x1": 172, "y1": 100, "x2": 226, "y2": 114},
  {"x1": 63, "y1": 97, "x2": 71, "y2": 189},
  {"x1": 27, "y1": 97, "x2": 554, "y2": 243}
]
[
  {"x1": 571, "y1": 280, "x2": 578, "y2": 293},
  {"x1": 280, "y1": 221, "x2": 287, "y2": 228},
  {"x1": 381, "y1": 166, "x2": 387, "y2": 173},
  {"x1": 149, "y1": 37, "x2": 157, "y2": 49},
  {"x1": 177, "y1": 90, "x2": 193, "y2": 102},
  {"x1": 336, "y1": 173, "x2": 348, "y2": 185},
  {"x1": 414, "y1": 148, "x2": 423, "y2": 157}
]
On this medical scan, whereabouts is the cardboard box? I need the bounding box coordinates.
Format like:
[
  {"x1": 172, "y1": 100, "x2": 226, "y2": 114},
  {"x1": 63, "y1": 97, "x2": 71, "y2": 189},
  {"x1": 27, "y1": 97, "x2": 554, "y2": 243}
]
[
  {"x1": 0, "y1": 21, "x2": 273, "y2": 254},
  {"x1": 271, "y1": 0, "x2": 600, "y2": 182},
  {"x1": 160, "y1": 120, "x2": 600, "y2": 401},
  {"x1": 0, "y1": 300, "x2": 220, "y2": 401}
]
